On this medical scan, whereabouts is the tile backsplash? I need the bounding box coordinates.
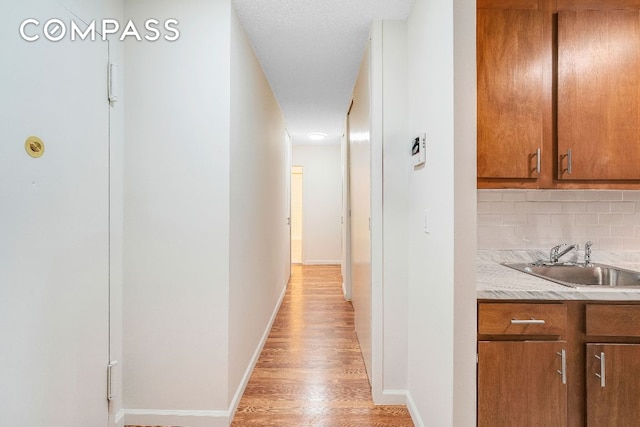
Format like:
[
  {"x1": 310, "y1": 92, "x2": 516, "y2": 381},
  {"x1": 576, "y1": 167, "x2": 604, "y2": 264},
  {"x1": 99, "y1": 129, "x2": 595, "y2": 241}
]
[{"x1": 478, "y1": 190, "x2": 640, "y2": 251}]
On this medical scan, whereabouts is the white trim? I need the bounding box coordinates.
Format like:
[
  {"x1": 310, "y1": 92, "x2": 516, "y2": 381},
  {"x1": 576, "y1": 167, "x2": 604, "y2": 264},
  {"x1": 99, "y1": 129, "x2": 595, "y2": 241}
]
[
  {"x1": 124, "y1": 409, "x2": 228, "y2": 427},
  {"x1": 114, "y1": 409, "x2": 125, "y2": 427},
  {"x1": 342, "y1": 281, "x2": 351, "y2": 301},
  {"x1": 226, "y1": 282, "x2": 288, "y2": 420},
  {"x1": 302, "y1": 260, "x2": 341, "y2": 265},
  {"x1": 406, "y1": 392, "x2": 425, "y2": 427},
  {"x1": 369, "y1": 19, "x2": 385, "y2": 404},
  {"x1": 378, "y1": 389, "x2": 407, "y2": 405}
]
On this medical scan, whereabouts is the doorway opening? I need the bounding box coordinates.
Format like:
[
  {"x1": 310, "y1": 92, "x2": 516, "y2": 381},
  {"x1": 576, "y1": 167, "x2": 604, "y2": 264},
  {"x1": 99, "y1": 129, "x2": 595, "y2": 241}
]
[{"x1": 291, "y1": 166, "x2": 303, "y2": 264}]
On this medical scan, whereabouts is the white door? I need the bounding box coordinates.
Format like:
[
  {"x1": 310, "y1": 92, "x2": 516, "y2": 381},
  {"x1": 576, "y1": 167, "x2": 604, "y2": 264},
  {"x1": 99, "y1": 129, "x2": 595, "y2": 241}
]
[
  {"x1": 291, "y1": 166, "x2": 303, "y2": 264},
  {"x1": 349, "y1": 44, "x2": 372, "y2": 383},
  {"x1": 341, "y1": 117, "x2": 352, "y2": 300},
  {"x1": 0, "y1": 1, "x2": 110, "y2": 425}
]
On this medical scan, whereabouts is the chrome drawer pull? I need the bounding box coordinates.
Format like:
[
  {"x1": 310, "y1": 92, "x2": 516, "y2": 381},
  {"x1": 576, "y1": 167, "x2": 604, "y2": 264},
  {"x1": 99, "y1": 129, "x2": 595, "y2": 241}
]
[
  {"x1": 510, "y1": 318, "x2": 546, "y2": 325},
  {"x1": 557, "y1": 349, "x2": 567, "y2": 385},
  {"x1": 595, "y1": 352, "x2": 606, "y2": 388}
]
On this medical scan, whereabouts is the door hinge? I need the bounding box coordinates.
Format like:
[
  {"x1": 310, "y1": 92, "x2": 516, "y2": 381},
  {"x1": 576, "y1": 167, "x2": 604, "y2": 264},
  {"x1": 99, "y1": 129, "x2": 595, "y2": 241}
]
[
  {"x1": 107, "y1": 360, "x2": 118, "y2": 401},
  {"x1": 108, "y1": 63, "x2": 118, "y2": 103}
]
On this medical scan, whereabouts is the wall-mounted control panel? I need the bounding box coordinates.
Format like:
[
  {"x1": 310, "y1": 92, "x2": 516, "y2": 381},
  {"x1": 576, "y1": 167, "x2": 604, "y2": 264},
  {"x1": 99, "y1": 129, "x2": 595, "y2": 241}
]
[{"x1": 412, "y1": 132, "x2": 426, "y2": 167}]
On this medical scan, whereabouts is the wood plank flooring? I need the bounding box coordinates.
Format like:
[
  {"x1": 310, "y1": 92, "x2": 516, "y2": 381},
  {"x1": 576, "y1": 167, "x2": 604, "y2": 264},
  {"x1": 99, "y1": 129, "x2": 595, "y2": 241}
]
[{"x1": 230, "y1": 264, "x2": 414, "y2": 426}]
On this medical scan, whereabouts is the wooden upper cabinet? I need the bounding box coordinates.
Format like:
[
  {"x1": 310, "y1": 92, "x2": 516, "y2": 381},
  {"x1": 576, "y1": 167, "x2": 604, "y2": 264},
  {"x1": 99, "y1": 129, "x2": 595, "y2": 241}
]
[
  {"x1": 558, "y1": 10, "x2": 640, "y2": 180},
  {"x1": 477, "y1": 9, "x2": 546, "y2": 179}
]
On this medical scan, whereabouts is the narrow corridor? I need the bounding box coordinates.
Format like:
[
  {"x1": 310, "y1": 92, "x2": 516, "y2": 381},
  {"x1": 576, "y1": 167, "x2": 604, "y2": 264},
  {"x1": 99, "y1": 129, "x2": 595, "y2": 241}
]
[{"x1": 231, "y1": 265, "x2": 414, "y2": 426}]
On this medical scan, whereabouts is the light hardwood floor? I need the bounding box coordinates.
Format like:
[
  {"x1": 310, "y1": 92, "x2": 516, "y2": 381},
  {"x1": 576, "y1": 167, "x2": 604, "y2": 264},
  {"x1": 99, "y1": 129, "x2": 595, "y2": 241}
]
[
  {"x1": 127, "y1": 265, "x2": 414, "y2": 427},
  {"x1": 230, "y1": 264, "x2": 414, "y2": 426}
]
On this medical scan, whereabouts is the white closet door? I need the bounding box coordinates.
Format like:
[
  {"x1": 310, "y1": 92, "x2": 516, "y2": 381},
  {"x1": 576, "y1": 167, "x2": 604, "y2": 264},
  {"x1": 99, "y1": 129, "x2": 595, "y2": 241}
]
[{"x1": 349, "y1": 43, "x2": 372, "y2": 384}]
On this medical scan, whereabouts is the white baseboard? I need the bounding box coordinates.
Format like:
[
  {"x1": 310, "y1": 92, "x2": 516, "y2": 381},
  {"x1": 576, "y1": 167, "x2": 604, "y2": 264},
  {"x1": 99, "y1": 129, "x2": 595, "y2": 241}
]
[
  {"x1": 124, "y1": 409, "x2": 228, "y2": 427},
  {"x1": 226, "y1": 282, "x2": 288, "y2": 421},
  {"x1": 406, "y1": 391, "x2": 425, "y2": 427},
  {"x1": 302, "y1": 260, "x2": 341, "y2": 265},
  {"x1": 342, "y1": 281, "x2": 351, "y2": 301},
  {"x1": 378, "y1": 389, "x2": 407, "y2": 405}
]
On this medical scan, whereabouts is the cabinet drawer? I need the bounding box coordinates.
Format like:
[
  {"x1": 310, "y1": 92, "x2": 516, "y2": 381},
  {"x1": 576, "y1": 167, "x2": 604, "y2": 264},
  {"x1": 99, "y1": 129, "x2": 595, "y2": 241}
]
[
  {"x1": 585, "y1": 304, "x2": 640, "y2": 337},
  {"x1": 479, "y1": 303, "x2": 567, "y2": 336}
]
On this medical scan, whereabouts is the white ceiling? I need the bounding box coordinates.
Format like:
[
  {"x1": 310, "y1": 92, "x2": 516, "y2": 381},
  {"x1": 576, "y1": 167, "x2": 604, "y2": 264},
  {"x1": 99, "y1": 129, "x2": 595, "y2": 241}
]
[{"x1": 232, "y1": 0, "x2": 416, "y2": 145}]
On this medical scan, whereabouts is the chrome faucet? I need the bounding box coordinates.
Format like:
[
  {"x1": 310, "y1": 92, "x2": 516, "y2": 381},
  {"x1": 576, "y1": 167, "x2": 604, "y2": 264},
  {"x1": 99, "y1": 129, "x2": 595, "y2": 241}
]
[
  {"x1": 550, "y1": 243, "x2": 579, "y2": 264},
  {"x1": 584, "y1": 241, "x2": 593, "y2": 267}
]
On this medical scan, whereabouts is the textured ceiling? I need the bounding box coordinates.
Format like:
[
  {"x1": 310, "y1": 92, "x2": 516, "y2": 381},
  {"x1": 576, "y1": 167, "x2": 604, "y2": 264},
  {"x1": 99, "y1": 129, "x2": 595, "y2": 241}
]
[{"x1": 232, "y1": 0, "x2": 416, "y2": 144}]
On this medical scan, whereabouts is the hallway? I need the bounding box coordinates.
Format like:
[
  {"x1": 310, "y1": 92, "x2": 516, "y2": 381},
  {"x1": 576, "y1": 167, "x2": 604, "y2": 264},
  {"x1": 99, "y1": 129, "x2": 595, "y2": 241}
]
[{"x1": 231, "y1": 265, "x2": 414, "y2": 426}]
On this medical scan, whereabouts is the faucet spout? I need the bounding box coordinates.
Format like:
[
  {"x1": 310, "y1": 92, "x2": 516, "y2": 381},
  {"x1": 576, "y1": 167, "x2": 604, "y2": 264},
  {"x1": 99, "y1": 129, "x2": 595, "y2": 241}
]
[{"x1": 550, "y1": 243, "x2": 579, "y2": 264}]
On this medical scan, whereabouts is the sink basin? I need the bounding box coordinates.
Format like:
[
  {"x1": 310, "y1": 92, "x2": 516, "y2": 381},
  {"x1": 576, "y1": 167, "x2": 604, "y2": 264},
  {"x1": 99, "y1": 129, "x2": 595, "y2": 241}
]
[{"x1": 502, "y1": 262, "x2": 640, "y2": 288}]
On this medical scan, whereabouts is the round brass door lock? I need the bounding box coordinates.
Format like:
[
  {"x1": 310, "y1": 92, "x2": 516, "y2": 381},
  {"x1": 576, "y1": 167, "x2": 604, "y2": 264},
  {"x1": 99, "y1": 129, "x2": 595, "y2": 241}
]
[{"x1": 25, "y1": 136, "x2": 45, "y2": 158}]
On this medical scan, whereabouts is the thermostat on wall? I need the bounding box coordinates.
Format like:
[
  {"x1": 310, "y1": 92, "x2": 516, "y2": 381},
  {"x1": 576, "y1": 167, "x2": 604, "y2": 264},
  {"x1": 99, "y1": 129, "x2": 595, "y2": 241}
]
[{"x1": 412, "y1": 133, "x2": 426, "y2": 167}]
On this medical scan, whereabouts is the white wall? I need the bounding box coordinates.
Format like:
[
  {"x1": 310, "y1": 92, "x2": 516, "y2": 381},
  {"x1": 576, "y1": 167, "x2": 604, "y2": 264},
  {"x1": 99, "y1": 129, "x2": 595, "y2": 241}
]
[
  {"x1": 406, "y1": 0, "x2": 477, "y2": 425},
  {"x1": 123, "y1": 0, "x2": 231, "y2": 425},
  {"x1": 228, "y1": 6, "x2": 289, "y2": 412},
  {"x1": 292, "y1": 144, "x2": 343, "y2": 264},
  {"x1": 350, "y1": 21, "x2": 411, "y2": 404},
  {"x1": 379, "y1": 21, "x2": 410, "y2": 398}
]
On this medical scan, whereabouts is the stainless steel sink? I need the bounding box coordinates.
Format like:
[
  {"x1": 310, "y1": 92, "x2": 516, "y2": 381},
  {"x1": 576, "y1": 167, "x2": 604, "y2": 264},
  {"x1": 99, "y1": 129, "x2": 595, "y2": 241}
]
[{"x1": 502, "y1": 262, "x2": 640, "y2": 288}]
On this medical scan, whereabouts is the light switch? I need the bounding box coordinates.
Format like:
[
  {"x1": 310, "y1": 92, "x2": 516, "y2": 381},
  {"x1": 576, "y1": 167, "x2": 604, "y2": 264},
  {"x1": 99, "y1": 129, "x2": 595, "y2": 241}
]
[{"x1": 424, "y1": 209, "x2": 430, "y2": 234}]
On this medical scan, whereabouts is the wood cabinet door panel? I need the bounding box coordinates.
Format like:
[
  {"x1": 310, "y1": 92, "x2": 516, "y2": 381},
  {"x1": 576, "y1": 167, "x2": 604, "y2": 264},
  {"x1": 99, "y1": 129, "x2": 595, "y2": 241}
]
[
  {"x1": 586, "y1": 344, "x2": 640, "y2": 426},
  {"x1": 478, "y1": 341, "x2": 567, "y2": 427},
  {"x1": 558, "y1": 10, "x2": 640, "y2": 180},
  {"x1": 477, "y1": 9, "x2": 545, "y2": 179}
]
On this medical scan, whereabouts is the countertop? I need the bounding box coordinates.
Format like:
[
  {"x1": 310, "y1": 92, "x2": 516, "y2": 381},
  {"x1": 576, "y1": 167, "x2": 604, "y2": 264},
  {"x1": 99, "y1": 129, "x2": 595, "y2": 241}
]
[{"x1": 477, "y1": 250, "x2": 640, "y2": 301}]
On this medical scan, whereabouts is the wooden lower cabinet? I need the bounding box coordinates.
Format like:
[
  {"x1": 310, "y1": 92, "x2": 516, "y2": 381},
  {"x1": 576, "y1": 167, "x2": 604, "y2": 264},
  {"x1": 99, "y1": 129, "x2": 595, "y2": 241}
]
[
  {"x1": 586, "y1": 344, "x2": 640, "y2": 427},
  {"x1": 479, "y1": 301, "x2": 640, "y2": 427},
  {"x1": 478, "y1": 341, "x2": 567, "y2": 427}
]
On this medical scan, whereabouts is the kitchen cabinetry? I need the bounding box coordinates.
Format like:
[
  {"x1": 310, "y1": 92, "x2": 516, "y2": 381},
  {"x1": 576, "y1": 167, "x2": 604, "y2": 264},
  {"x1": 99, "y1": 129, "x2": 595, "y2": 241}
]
[
  {"x1": 478, "y1": 300, "x2": 640, "y2": 427},
  {"x1": 477, "y1": 8, "x2": 545, "y2": 180},
  {"x1": 584, "y1": 304, "x2": 640, "y2": 426},
  {"x1": 557, "y1": 10, "x2": 640, "y2": 181},
  {"x1": 477, "y1": 303, "x2": 568, "y2": 427},
  {"x1": 585, "y1": 344, "x2": 640, "y2": 426},
  {"x1": 477, "y1": 0, "x2": 640, "y2": 188}
]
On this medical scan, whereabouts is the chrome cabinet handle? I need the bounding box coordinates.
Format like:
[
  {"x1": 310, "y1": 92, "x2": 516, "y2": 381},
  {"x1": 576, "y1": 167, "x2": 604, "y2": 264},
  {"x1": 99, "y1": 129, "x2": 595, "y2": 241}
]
[
  {"x1": 567, "y1": 148, "x2": 572, "y2": 175},
  {"x1": 595, "y1": 352, "x2": 606, "y2": 387},
  {"x1": 510, "y1": 318, "x2": 546, "y2": 325},
  {"x1": 536, "y1": 147, "x2": 541, "y2": 174},
  {"x1": 557, "y1": 349, "x2": 567, "y2": 385}
]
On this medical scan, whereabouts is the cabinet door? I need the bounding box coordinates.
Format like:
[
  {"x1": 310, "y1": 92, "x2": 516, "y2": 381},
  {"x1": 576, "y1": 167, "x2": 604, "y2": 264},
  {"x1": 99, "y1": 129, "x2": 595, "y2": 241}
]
[
  {"x1": 558, "y1": 10, "x2": 640, "y2": 180},
  {"x1": 478, "y1": 341, "x2": 567, "y2": 427},
  {"x1": 586, "y1": 344, "x2": 640, "y2": 426},
  {"x1": 477, "y1": 9, "x2": 545, "y2": 179}
]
